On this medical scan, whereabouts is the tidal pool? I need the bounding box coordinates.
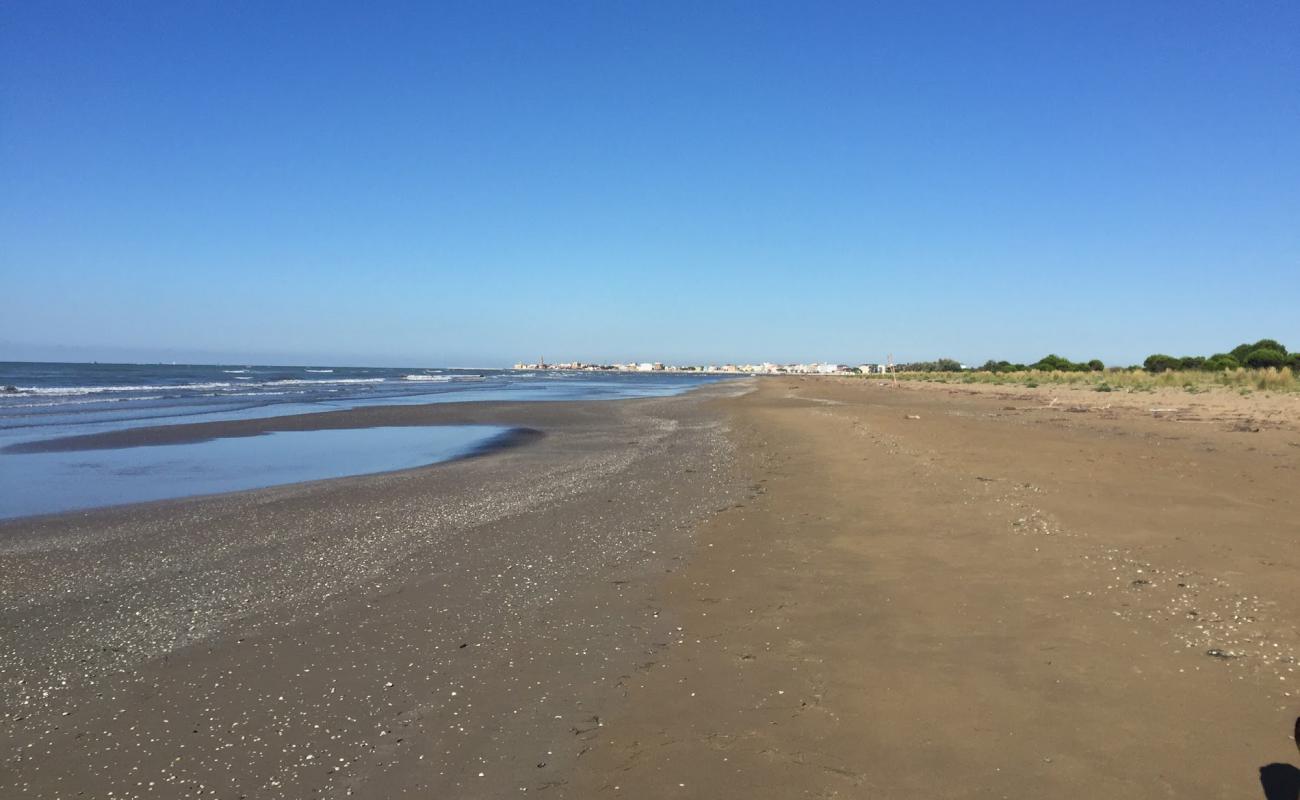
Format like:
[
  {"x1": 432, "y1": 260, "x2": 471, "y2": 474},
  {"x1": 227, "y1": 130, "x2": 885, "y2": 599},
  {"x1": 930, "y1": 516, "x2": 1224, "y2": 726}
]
[{"x1": 0, "y1": 424, "x2": 514, "y2": 520}]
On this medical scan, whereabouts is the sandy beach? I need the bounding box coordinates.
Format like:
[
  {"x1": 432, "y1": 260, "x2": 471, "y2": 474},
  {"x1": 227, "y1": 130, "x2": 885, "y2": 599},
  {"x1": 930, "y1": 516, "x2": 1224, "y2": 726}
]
[
  {"x1": 3, "y1": 377, "x2": 1298, "y2": 798},
  {"x1": 571, "y1": 377, "x2": 1299, "y2": 798}
]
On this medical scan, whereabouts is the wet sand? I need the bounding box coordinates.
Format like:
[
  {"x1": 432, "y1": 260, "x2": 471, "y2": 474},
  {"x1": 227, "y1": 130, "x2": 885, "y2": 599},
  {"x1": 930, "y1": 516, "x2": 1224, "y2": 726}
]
[
  {"x1": 3, "y1": 377, "x2": 1299, "y2": 798},
  {"x1": 1, "y1": 400, "x2": 606, "y2": 453},
  {"x1": 0, "y1": 384, "x2": 747, "y2": 798}
]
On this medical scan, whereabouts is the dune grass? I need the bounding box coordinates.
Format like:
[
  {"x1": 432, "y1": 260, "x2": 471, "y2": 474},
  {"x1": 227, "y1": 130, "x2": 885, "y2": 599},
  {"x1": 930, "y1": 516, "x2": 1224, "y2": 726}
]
[{"x1": 875, "y1": 367, "x2": 1298, "y2": 394}]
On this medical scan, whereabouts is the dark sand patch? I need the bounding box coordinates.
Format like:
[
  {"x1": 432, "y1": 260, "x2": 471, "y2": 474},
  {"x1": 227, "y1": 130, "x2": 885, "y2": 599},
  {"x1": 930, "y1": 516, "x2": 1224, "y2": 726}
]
[{"x1": 0, "y1": 384, "x2": 747, "y2": 798}]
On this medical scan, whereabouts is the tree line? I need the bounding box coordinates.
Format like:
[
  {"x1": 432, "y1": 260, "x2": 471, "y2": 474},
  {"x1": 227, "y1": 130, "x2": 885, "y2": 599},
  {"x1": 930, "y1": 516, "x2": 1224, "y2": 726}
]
[
  {"x1": 898, "y1": 339, "x2": 1296, "y2": 373},
  {"x1": 1140, "y1": 339, "x2": 1295, "y2": 372}
]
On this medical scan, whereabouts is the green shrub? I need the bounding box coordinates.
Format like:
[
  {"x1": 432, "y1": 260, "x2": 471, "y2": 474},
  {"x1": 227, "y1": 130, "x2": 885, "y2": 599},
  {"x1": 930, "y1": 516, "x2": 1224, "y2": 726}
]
[
  {"x1": 1143, "y1": 354, "x2": 1181, "y2": 373},
  {"x1": 1231, "y1": 339, "x2": 1288, "y2": 362},
  {"x1": 1030, "y1": 354, "x2": 1097, "y2": 372},
  {"x1": 1204, "y1": 354, "x2": 1239, "y2": 371},
  {"x1": 978, "y1": 359, "x2": 1024, "y2": 374},
  {"x1": 1244, "y1": 348, "x2": 1286, "y2": 368}
]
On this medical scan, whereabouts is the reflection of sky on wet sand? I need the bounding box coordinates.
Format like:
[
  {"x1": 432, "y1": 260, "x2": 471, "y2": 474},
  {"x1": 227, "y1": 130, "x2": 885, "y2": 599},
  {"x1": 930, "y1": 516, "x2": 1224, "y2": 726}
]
[{"x1": 0, "y1": 425, "x2": 509, "y2": 520}]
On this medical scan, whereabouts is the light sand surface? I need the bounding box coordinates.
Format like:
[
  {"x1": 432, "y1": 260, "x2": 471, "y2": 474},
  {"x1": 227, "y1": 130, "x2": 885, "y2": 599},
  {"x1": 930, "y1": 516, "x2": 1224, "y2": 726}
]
[
  {"x1": 884, "y1": 376, "x2": 1300, "y2": 433},
  {"x1": 569, "y1": 377, "x2": 1299, "y2": 798}
]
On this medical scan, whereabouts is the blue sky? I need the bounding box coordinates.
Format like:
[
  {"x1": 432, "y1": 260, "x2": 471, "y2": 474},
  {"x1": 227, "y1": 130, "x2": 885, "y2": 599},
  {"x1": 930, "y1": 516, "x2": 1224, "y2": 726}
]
[{"x1": 3, "y1": 1, "x2": 1297, "y2": 367}]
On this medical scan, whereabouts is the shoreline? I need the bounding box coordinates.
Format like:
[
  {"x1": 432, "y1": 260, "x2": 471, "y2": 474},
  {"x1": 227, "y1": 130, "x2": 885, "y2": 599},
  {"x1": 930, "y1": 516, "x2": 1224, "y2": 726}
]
[
  {"x1": 3, "y1": 398, "x2": 633, "y2": 453},
  {"x1": 0, "y1": 389, "x2": 728, "y2": 524}
]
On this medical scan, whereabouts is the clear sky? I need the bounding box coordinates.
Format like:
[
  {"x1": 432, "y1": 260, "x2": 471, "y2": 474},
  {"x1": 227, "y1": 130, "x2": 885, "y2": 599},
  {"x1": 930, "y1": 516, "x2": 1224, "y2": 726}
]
[{"x1": 3, "y1": 1, "x2": 1297, "y2": 367}]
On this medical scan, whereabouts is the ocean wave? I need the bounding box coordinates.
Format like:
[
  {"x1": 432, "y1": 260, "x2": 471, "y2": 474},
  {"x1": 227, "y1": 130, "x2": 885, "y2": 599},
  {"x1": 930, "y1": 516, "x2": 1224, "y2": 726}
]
[
  {"x1": 11, "y1": 377, "x2": 385, "y2": 396},
  {"x1": 221, "y1": 390, "x2": 297, "y2": 397},
  {"x1": 263, "y1": 378, "x2": 384, "y2": 386},
  {"x1": 304, "y1": 369, "x2": 334, "y2": 373},
  {"x1": 402, "y1": 373, "x2": 484, "y2": 382},
  {"x1": 223, "y1": 369, "x2": 250, "y2": 374},
  {"x1": 0, "y1": 395, "x2": 170, "y2": 409},
  {"x1": 12, "y1": 382, "x2": 236, "y2": 396}
]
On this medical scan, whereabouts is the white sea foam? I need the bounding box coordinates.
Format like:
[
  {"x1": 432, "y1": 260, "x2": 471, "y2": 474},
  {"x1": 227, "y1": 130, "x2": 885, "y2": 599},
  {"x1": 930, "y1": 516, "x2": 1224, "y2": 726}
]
[
  {"x1": 305, "y1": 369, "x2": 334, "y2": 373},
  {"x1": 225, "y1": 390, "x2": 295, "y2": 397},
  {"x1": 14, "y1": 382, "x2": 236, "y2": 396},
  {"x1": 402, "y1": 373, "x2": 484, "y2": 382},
  {"x1": 0, "y1": 395, "x2": 169, "y2": 409},
  {"x1": 264, "y1": 378, "x2": 384, "y2": 386},
  {"x1": 12, "y1": 377, "x2": 384, "y2": 396}
]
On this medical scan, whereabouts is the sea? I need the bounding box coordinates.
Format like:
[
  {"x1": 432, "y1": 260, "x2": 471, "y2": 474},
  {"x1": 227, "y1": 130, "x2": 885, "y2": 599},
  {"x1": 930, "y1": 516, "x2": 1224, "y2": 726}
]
[{"x1": 0, "y1": 362, "x2": 725, "y2": 520}]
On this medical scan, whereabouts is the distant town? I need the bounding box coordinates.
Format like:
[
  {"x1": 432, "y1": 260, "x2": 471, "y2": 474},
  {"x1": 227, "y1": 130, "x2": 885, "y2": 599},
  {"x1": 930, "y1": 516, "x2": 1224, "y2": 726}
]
[{"x1": 512, "y1": 359, "x2": 892, "y2": 375}]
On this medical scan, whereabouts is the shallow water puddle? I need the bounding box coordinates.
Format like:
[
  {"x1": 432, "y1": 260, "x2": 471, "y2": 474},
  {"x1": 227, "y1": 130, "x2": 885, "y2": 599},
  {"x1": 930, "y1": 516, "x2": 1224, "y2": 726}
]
[{"x1": 0, "y1": 425, "x2": 512, "y2": 519}]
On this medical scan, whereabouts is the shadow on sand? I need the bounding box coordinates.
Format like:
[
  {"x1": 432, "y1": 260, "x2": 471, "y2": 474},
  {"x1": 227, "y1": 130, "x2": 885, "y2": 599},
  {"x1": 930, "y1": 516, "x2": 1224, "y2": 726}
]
[{"x1": 1259, "y1": 718, "x2": 1300, "y2": 800}]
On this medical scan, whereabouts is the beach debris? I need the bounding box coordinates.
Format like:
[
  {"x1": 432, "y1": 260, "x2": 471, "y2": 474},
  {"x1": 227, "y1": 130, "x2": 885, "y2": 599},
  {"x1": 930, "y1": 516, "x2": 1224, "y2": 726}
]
[
  {"x1": 1205, "y1": 648, "x2": 1239, "y2": 660},
  {"x1": 904, "y1": 414, "x2": 921, "y2": 420}
]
